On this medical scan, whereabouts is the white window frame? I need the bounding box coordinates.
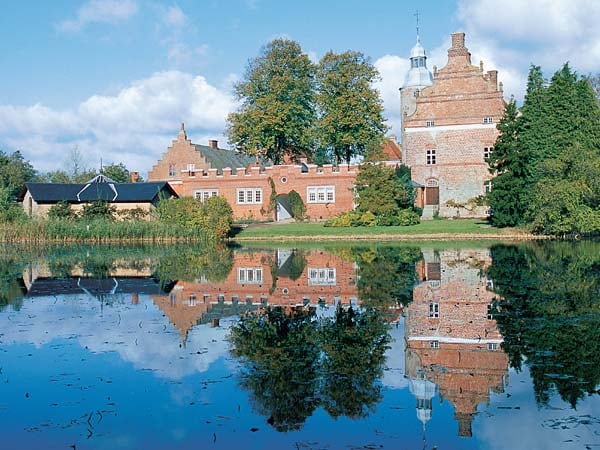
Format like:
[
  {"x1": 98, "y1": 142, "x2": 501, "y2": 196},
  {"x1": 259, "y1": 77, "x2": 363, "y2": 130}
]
[
  {"x1": 186, "y1": 163, "x2": 196, "y2": 177},
  {"x1": 194, "y1": 189, "x2": 219, "y2": 202},
  {"x1": 487, "y1": 342, "x2": 498, "y2": 351},
  {"x1": 168, "y1": 164, "x2": 176, "y2": 177},
  {"x1": 307, "y1": 186, "x2": 335, "y2": 204},
  {"x1": 484, "y1": 181, "x2": 492, "y2": 193},
  {"x1": 483, "y1": 116, "x2": 494, "y2": 124},
  {"x1": 308, "y1": 267, "x2": 337, "y2": 286},
  {"x1": 429, "y1": 302, "x2": 439, "y2": 318},
  {"x1": 426, "y1": 149, "x2": 436, "y2": 165},
  {"x1": 426, "y1": 120, "x2": 435, "y2": 127},
  {"x1": 236, "y1": 188, "x2": 263, "y2": 205},
  {"x1": 430, "y1": 340, "x2": 440, "y2": 349},
  {"x1": 484, "y1": 146, "x2": 494, "y2": 159},
  {"x1": 237, "y1": 267, "x2": 263, "y2": 284}
]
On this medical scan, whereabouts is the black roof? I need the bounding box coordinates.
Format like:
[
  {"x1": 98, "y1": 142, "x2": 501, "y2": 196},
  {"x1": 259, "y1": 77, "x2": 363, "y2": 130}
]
[
  {"x1": 25, "y1": 276, "x2": 174, "y2": 298},
  {"x1": 23, "y1": 180, "x2": 178, "y2": 204}
]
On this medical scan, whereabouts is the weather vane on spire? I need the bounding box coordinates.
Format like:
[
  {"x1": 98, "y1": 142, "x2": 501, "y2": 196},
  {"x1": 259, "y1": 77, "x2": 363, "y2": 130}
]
[{"x1": 415, "y1": 10, "x2": 420, "y2": 37}]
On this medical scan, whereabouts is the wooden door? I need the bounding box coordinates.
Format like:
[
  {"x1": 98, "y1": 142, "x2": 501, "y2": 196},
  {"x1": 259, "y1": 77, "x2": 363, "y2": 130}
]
[{"x1": 425, "y1": 187, "x2": 439, "y2": 205}]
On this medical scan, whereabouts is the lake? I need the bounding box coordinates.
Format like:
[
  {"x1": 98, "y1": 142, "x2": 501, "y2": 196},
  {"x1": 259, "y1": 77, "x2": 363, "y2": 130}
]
[{"x1": 0, "y1": 241, "x2": 598, "y2": 449}]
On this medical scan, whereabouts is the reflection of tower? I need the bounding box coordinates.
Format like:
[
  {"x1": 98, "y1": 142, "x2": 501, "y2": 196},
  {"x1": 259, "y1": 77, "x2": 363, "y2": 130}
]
[
  {"x1": 409, "y1": 375, "x2": 437, "y2": 429},
  {"x1": 405, "y1": 248, "x2": 509, "y2": 438}
]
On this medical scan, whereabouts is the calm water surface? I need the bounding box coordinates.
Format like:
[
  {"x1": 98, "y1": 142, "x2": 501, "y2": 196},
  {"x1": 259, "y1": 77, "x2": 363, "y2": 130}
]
[{"x1": 0, "y1": 242, "x2": 598, "y2": 449}]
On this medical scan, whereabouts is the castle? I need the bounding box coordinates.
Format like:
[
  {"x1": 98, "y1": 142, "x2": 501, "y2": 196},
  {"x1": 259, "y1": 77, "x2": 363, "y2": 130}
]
[{"x1": 148, "y1": 32, "x2": 506, "y2": 221}]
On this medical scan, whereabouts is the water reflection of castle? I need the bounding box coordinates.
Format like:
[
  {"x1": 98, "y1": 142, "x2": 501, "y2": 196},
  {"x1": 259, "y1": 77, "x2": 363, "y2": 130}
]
[
  {"x1": 152, "y1": 249, "x2": 359, "y2": 342},
  {"x1": 406, "y1": 249, "x2": 508, "y2": 437}
]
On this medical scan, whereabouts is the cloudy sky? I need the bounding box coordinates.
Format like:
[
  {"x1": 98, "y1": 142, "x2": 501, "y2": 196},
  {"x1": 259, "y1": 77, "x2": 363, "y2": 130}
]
[{"x1": 1, "y1": 0, "x2": 599, "y2": 176}]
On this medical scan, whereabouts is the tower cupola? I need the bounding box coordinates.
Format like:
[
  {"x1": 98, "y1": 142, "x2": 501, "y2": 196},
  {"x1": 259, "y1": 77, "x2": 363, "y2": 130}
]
[{"x1": 402, "y1": 35, "x2": 434, "y2": 89}]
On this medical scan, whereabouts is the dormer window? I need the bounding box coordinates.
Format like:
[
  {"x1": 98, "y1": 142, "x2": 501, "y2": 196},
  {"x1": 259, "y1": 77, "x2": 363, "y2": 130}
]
[{"x1": 483, "y1": 116, "x2": 494, "y2": 124}]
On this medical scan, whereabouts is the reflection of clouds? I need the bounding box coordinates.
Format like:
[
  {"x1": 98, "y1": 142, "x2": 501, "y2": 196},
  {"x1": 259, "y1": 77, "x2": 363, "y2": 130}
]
[
  {"x1": 382, "y1": 317, "x2": 408, "y2": 390},
  {"x1": 476, "y1": 366, "x2": 600, "y2": 449},
  {"x1": 0, "y1": 295, "x2": 230, "y2": 380}
]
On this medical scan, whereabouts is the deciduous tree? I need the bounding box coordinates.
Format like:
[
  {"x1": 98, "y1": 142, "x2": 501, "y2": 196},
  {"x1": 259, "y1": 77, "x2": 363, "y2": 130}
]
[
  {"x1": 316, "y1": 51, "x2": 387, "y2": 165},
  {"x1": 227, "y1": 39, "x2": 316, "y2": 164}
]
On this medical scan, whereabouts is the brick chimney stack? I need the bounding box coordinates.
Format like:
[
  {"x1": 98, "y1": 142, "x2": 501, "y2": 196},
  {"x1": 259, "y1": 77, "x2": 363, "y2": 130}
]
[
  {"x1": 447, "y1": 32, "x2": 472, "y2": 67},
  {"x1": 208, "y1": 139, "x2": 218, "y2": 149}
]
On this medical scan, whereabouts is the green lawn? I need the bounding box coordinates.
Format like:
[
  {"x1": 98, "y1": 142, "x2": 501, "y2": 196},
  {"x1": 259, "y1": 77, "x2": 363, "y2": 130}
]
[{"x1": 234, "y1": 219, "x2": 527, "y2": 240}]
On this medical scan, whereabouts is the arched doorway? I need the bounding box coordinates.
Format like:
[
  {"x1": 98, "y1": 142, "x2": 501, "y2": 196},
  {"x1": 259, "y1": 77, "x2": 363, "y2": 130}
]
[{"x1": 425, "y1": 178, "x2": 439, "y2": 206}]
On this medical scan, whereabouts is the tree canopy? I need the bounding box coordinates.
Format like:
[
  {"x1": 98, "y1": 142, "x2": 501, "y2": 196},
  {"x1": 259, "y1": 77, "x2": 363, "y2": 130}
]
[
  {"x1": 316, "y1": 51, "x2": 387, "y2": 165},
  {"x1": 487, "y1": 63, "x2": 600, "y2": 234},
  {"x1": 227, "y1": 40, "x2": 389, "y2": 166},
  {"x1": 227, "y1": 39, "x2": 317, "y2": 165}
]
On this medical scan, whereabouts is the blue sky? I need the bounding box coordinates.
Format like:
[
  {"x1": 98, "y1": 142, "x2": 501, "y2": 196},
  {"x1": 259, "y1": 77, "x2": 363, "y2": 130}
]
[{"x1": 1, "y1": 0, "x2": 599, "y2": 176}]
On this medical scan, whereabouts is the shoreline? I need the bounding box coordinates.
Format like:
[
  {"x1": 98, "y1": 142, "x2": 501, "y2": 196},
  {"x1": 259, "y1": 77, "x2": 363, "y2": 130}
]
[{"x1": 232, "y1": 232, "x2": 549, "y2": 242}]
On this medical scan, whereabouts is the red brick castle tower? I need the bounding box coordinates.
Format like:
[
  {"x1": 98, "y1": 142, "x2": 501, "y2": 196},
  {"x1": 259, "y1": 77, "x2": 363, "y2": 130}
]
[{"x1": 401, "y1": 32, "x2": 506, "y2": 218}]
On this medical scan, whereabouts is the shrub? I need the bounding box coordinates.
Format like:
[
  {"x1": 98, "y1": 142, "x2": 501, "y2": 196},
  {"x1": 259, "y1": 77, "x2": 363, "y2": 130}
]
[
  {"x1": 396, "y1": 209, "x2": 421, "y2": 226},
  {"x1": 48, "y1": 201, "x2": 76, "y2": 220},
  {"x1": 199, "y1": 196, "x2": 233, "y2": 240},
  {"x1": 360, "y1": 211, "x2": 377, "y2": 226},
  {"x1": 324, "y1": 211, "x2": 361, "y2": 227},
  {"x1": 287, "y1": 190, "x2": 306, "y2": 220},
  {"x1": 80, "y1": 201, "x2": 116, "y2": 221},
  {"x1": 116, "y1": 207, "x2": 149, "y2": 221}
]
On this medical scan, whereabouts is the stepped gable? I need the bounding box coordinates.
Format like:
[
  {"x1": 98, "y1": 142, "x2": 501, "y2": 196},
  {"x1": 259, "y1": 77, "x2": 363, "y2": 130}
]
[{"x1": 404, "y1": 32, "x2": 505, "y2": 128}]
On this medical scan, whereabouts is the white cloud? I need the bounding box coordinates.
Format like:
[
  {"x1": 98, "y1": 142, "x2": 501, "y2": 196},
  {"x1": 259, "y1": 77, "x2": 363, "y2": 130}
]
[
  {"x1": 458, "y1": 0, "x2": 600, "y2": 88},
  {"x1": 57, "y1": 0, "x2": 138, "y2": 32},
  {"x1": 374, "y1": 55, "x2": 410, "y2": 138},
  {"x1": 0, "y1": 71, "x2": 235, "y2": 175},
  {"x1": 164, "y1": 5, "x2": 187, "y2": 28}
]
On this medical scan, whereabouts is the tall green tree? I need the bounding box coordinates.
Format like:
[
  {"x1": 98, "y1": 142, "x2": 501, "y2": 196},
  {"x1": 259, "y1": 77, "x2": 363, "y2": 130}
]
[
  {"x1": 316, "y1": 51, "x2": 387, "y2": 165},
  {"x1": 227, "y1": 39, "x2": 316, "y2": 164},
  {"x1": 354, "y1": 162, "x2": 414, "y2": 216},
  {"x1": 0, "y1": 150, "x2": 37, "y2": 199},
  {"x1": 102, "y1": 162, "x2": 130, "y2": 183},
  {"x1": 487, "y1": 99, "x2": 532, "y2": 226}
]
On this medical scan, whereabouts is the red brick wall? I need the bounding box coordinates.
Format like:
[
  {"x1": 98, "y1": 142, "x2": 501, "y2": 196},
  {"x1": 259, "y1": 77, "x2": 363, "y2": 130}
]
[{"x1": 401, "y1": 32, "x2": 506, "y2": 218}]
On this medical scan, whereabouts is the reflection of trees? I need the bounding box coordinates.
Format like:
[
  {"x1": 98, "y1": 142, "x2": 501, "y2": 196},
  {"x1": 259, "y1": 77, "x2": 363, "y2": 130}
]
[
  {"x1": 229, "y1": 307, "x2": 320, "y2": 431},
  {"x1": 0, "y1": 254, "x2": 26, "y2": 311},
  {"x1": 488, "y1": 242, "x2": 600, "y2": 407},
  {"x1": 229, "y1": 305, "x2": 391, "y2": 429},
  {"x1": 152, "y1": 244, "x2": 234, "y2": 284},
  {"x1": 353, "y1": 246, "x2": 422, "y2": 309},
  {"x1": 320, "y1": 305, "x2": 390, "y2": 419}
]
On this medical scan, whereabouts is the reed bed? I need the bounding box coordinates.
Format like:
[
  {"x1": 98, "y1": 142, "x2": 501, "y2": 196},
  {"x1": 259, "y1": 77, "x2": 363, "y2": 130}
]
[{"x1": 0, "y1": 219, "x2": 210, "y2": 244}]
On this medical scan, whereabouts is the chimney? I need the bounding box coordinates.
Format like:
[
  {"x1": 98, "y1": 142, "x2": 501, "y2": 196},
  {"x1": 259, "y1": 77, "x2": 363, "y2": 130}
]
[
  {"x1": 487, "y1": 70, "x2": 498, "y2": 90},
  {"x1": 130, "y1": 171, "x2": 139, "y2": 183},
  {"x1": 447, "y1": 32, "x2": 471, "y2": 67},
  {"x1": 451, "y1": 32, "x2": 465, "y2": 48},
  {"x1": 208, "y1": 139, "x2": 218, "y2": 149}
]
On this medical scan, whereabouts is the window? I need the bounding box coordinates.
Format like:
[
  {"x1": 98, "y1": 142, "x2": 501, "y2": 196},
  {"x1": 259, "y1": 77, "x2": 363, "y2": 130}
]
[
  {"x1": 484, "y1": 181, "x2": 492, "y2": 193},
  {"x1": 307, "y1": 186, "x2": 335, "y2": 204},
  {"x1": 308, "y1": 267, "x2": 337, "y2": 286},
  {"x1": 236, "y1": 188, "x2": 263, "y2": 205},
  {"x1": 487, "y1": 304, "x2": 494, "y2": 320},
  {"x1": 168, "y1": 164, "x2": 176, "y2": 177},
  {"x1": 430, "y1": 340, "x2": 440, "y2": 349},
  {"x1": 484, "y1": 146, "x2": 494, "y2": 159},
  {"x1": 487, "y1": 342, "x2": 498, "y2": 351},
  {"x1": 483, "y1": 116, "x2": 494, "y2": 124},
  {"x1": 429, "y1": 302, "x2": 439, "y2": 318},
  {"x1": 188, "y1": 295, "x2": 197, "y2": 307},
  {"x1": 426, "y1": 149, "x2": 436, "y2": 165},
  {"x1": 238, "y1": 267, "x2": 263, "y2": 284},
  {"x1": 187, "y1": 163, "x2": 196, "y2": 177},
  {"x1": 194, "y1": 190, "x2": 219, "y2": 202},
  {"x1": 426, "y1": 120, "x2": 435, "y2": 127}
]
